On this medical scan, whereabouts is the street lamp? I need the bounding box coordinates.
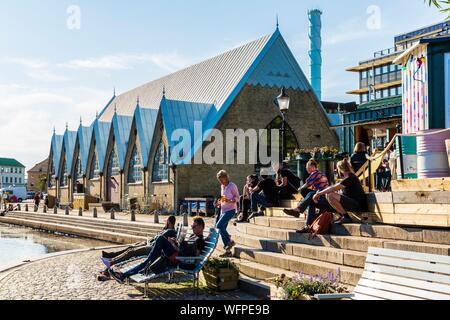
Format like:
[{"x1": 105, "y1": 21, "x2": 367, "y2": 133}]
[{"x1": 275, "y1": 87, "x2": 290, "y2": 164}]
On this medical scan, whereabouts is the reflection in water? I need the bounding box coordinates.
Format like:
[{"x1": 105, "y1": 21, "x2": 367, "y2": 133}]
[{"x1": 0, "y1": 223, "x2": 112, "y2": 269}]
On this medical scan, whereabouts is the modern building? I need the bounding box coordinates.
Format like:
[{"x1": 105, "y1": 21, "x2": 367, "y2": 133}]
[
  {"x1": 47, "y1": 28, "x2": 339, "y2": 212},
  {"x1": 0, "y1": 158, "x2": 26, "y2": 188},
  {"x1": 27, "y1": 159, "x2": 49, "y2": 193},
  {"x1": 339, "y1": 20, "x2": 450, "y2": 154}
]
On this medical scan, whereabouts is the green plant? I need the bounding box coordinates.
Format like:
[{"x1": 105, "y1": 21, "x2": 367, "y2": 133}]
[
  {"x1": 424, "y1": 0, "x2": 450, "y2": 17},
  {"x1": 272, "y1": 271, "x2": 348, "y2": 300},
  {"x1": 204, "y1": 258, "x2": 239, "y2": 274}
]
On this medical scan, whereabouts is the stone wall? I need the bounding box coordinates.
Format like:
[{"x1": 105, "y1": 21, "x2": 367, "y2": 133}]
[{"x1": 176, "y1": 84, "x2": 338, "y2": 203}]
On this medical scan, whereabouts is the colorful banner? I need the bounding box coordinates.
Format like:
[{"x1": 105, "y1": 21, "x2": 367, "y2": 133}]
[{"x1": 402, "y1": 46, "x2": 429, "y2": 134}]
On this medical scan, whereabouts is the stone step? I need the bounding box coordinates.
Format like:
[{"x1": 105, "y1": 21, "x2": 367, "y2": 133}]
[
  {"x1": 8, "y1": 211, "x2": 162, "y2": 231},
  {"x1": 232, "y1": 245, "x2": 362, "y2": 286},
  {"x1": 5, "y1": 212, "x2": 161, "y2": 237},
  {"x1": 236, "y1": 223, "x2": 450, "y2": 256},
  {"x1": 215, "y1": 247, "x2": 296, "y2": 281},
  {"x1": 237, "y1": 223, "x2": 386, "y2": 252},
  {"x1": 0, "y1": 216, "x2": 146, "y2": 244},
  {"x1": 279, "y1": 200, "x2": 299, "y2": 208},
  {"x1": 88, "y1": 203, "x2": 105, "y2": 213},
  {"x1": 230, "y1": 230, "x2": 367, "y2": 268},
  {"x1": 250, "y1": 216, "x2": 450, "y2": 246},
  {"x1": 265, "y1": 207, "x2": 304, "y2": 218}
]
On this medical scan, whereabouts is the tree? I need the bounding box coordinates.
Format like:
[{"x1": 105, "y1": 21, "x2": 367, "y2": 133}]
[
  {"x1": 37, "y1": 174, "x2": 47, "y2": 192},
  {"x1": 425, "y1": 0, "x2": 450, "y2": 17}
]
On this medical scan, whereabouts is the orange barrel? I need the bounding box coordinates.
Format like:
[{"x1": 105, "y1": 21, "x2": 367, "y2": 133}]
[{"x1": 417, "y1": 130, "x2": 450, "y2": 179}]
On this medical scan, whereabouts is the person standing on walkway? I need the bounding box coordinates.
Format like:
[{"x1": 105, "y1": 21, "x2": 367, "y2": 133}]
[
  {"x1": 215, "y1": 170, "x2": 240, "y2": 258},
  {"x1": 33, "y1": 192, "x2": 40, "y2": 211}
]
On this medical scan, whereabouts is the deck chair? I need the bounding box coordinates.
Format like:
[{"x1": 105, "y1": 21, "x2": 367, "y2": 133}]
[
  {"x1": 128, "y1": 228, "x2": 220, "y2": 298},
  {"x1": 103, "y1": 223, "x2": 185, "y2": 269}
]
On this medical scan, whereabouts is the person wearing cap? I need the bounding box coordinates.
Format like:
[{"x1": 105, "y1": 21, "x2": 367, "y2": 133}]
[{"x1": 248, "y1": 168, "x2": 278, "y2": 220}]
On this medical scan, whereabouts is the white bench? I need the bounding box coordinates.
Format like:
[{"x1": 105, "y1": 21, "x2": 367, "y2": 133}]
[{"x1": 315, "y1": 247, "x2": 450, "y2": 300}]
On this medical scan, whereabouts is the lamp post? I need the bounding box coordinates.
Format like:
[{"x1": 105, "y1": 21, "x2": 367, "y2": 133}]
[{"x1": 276, "y1": 87, "x2": 290, "y2": 164}]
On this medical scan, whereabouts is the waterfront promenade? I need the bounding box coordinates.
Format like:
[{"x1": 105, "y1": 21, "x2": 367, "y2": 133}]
[{"x1": 0, "y1": 246, "x2": 257, "y2": 300}]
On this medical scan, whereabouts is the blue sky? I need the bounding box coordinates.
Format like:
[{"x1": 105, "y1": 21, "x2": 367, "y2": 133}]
[{"x1": 0, "y1": 0, "x2": 445, "y2": 170}]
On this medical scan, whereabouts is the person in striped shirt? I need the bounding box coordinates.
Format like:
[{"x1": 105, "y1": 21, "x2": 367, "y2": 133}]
[{"x1": 283, "y1": 160, "x2": 335, "y2": 233}]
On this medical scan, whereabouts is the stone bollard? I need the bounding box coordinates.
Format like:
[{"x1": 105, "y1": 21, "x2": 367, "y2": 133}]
[
  {"x1": 53, "y1": 206, "x2": 58, "y2": 214},
  {"x1": 110, "y1": 209, "x2": 115, "y2": 220},
  {"x1": 78, "y1": 207, "x2": 83, "y2": 217},
  {"x1": 93, "y1": 208, "x2": 98, "y2": 218},
  {"x1": 25, "y1": 204, "x2": 29, "y2": 212},
  {"x1": 17, "y1": 204, "x2": 21, "y2": 211},
  {"x1": 65, "y1": 207, "x2": 69, "y2": 215},
  {"x1": 154, "y1": 210, "x2": 159, "y2": 224},
  {"x1": 131, "y1": 209, "x2": 136, "y2": 222},
  {"x1": 43, "y1": 205, "x2": 47, "y2": 213}
]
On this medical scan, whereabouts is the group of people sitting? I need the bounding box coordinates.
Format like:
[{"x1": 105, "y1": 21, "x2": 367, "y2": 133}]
[
  {"x1": 98, "y1": 159, "x2": 368, "y2": 283},
  {"x1": 98, "y1": 215, "x2": 207, "y2": 283},
  {"x1": 283, "y1": 158, "x2": 367, "y2": 233},
  {"x1": 235, "y1": 165, "x2": 301, "y2": 223}
]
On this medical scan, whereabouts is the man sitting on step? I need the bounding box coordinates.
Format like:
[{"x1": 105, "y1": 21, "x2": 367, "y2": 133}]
[
  {"x1": 283, "y1": 160, "x2": 335, "y2": 233},
  {"x1": 97, "y1": 216, "x2": 177, "y2": 281},
  {"x1": 247, "y1": 168, "x2": 279, "y2": 220},
  {"x1": 109, "y1": 217, "x2": 206, "y2": 283}
]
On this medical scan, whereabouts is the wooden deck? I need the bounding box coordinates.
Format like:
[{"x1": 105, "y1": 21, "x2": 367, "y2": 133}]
[{"x1": 354, "y1": 179, "x2": 450, "y2": 228}]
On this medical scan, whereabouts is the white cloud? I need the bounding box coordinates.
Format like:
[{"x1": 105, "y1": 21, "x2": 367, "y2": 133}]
[
  {"x1": 0, "y1": 84, "x2": 110, "y2": 170},
  {"x1": 60, "y1": 53, "x2": 190, "y2": 73},
  {"x1": 2, "y1": 57, "x2": 69, "y2": 82}
]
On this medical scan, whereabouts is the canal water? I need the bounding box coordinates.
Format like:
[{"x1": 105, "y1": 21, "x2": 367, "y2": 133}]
[{"x1": 0, "y1": 223, "x2": 112, "y2": 270}]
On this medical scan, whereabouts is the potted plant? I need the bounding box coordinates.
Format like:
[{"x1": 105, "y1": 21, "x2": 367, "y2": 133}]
[
  {"x1": 270, "y1": 271, "x2": 348, "y2": 300},
  {"x1": 294, "y1": 148, "x2": 312, "y2": 161},
  {"x1": 320, "y1": 146, "x2": 339, "y2": 160},
  {"x1": 201, "y1": 258, "x2": 239, "y2": 291}
]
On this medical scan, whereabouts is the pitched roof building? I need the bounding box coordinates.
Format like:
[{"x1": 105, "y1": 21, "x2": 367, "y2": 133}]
[{"x1": 47, "y1": 29, "x2": 338, "y2": 212}]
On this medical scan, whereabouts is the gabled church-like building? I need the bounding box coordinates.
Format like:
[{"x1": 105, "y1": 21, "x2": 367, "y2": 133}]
[{"x1": 47, "y1": 29, "x2": 338, "y2": 212}]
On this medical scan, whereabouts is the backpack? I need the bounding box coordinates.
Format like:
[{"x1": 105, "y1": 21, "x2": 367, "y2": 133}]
[{"x1": 309, "y1": 212, "x2": 334, "y2": 239}]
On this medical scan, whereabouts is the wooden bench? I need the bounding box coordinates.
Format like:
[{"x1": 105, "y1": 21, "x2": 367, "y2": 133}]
[{"x1": 315, "y1": 247, "x2": 450, "y2": 300}]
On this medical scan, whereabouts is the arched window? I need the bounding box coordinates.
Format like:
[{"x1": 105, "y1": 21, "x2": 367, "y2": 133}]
[
  {"x1": 89, "y1": 151, "x2": 100, "y2": 179},
  {"x1": 128, "y1": 145, "x2": 142, "y2": 183},
  {"x1": 152, "y1": 141, "x2": 169, "y2": 182},
  {"x1": 74, "y1": 155, "x2": 83, "y2": 182},
  {"x1": 108, "y1": 148, "x2": 120, "y2": 177},
  {"x1": 60, "y1": 158, "x2": 68, "y2": 187},
  {"x1": 48, "y1": 158, "x2": 56, "y2": 188}
]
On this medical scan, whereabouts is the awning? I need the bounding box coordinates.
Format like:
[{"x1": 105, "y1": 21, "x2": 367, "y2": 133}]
[{"x1": 331, "y1": 116, "x2": 401, "y2": 129}]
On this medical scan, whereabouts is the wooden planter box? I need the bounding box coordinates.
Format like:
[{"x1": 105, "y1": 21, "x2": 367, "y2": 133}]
[{"x1": 201, "y1": 268, "x2": 239, "y2": 291}]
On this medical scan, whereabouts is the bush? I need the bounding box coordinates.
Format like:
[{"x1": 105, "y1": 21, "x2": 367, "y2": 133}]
[
  {"x1": 272, "y1": 270, "x2": 348, "y2": 300},
  {"x1": 204, "y1": 258, "x2": 239, "y2": 274}
]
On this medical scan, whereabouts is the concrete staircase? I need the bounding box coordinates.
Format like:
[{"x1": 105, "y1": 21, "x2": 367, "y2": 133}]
[
  {"x1": 217, "y1": 193, "x2": 450, "y2": 298},
  {"x1": 0, "y1": 211, "x2": 163, "y2": 244}
]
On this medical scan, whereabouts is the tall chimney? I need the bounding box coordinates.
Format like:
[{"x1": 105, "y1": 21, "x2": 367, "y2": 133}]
[{"x1": 308, "y1": 9, "x2": 323, "y2": 100}]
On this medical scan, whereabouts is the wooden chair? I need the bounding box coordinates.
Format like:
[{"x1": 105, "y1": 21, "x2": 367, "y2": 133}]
[{"x1": 315, "y1": 247, "x2": 450, "y2": 300}]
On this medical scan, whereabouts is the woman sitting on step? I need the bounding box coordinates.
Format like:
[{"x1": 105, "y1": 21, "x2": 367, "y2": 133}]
[
  {"x1": 312, "y1": 158, "x2": 368, "y2": 225},
  {"x1": 97, "y1": 216, "x2": 177, "y2": 281}
]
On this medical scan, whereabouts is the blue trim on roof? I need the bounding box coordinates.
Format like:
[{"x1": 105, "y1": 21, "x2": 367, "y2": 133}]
[
  {"x1": 77, "y1": 125, "x2": 93, "y2": 175},
  {"x1": 97, "y1": 95, "x2": 116, "y2": 119},
  {"x1": 185, "y1": 30, "x2": 281, "y2": 165},
  {"x1": 63, "y1": 130, "x2": 78, "y2": 176},
  {"x1": 112, "y1": 113, "x2": 133, "y2": 170},
  {"x1": 51, "y1": 134, "x2": 64, "y2": 178},
  {"x1": 92, "y1": 119, "x2": 111, "y2": 173},
  {"x1": 135, "y1": 106, "x2": 159, "y2": 168},
  {"x1": 161, "y1": 98, "x2": 214, "y2": 164}
]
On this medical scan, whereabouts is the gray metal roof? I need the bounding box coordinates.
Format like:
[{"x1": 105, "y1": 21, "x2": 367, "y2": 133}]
[{"x1": 99, "y1": 34, "x2": 273, "y2": 122}]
